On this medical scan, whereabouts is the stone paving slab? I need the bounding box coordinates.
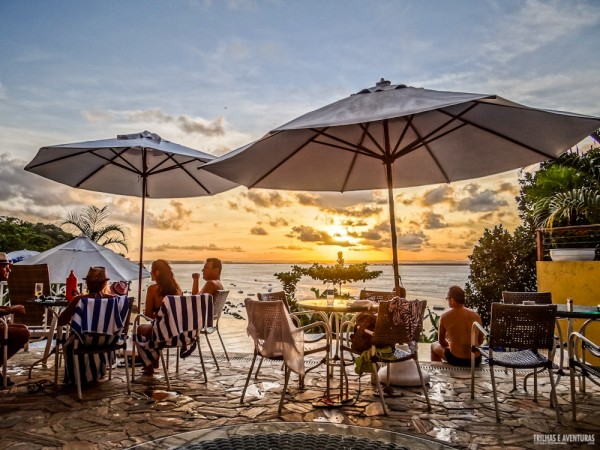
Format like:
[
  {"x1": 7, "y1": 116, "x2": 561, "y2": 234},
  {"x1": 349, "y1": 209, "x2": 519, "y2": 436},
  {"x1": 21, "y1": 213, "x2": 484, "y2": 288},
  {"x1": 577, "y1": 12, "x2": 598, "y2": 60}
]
[{"x1": 1, "y1": 338, "x2": 599, "y2": 449}]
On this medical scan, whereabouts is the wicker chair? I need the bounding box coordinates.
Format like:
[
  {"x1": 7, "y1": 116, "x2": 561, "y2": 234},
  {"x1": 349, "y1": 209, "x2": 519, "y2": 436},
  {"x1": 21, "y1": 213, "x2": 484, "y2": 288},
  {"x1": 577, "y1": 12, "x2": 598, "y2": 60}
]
[
  {"x1": 240, "y1": 298, "x2": 329, "y2": 414},
  {"x1": 258, "y1": 291, "x2": 327, "y2": 343},
  {"x1": 7, "y1": 264, "x2": 51, "y2": 341},
  {"x1": 340, "y1": 299, "x2": 431, "y2": 415},
  {"x1": 358, "y1": 290, "x2": 396, "y2": 302},
  {"x1": 200, "y1": 290, "x2": 230, "y2": 366},
  {"x1": 569, "y1": 323, "x2": 600, "y2": 421},
  {"x1": 471, "y1": 303, "x2": 560, "y2": 422}
]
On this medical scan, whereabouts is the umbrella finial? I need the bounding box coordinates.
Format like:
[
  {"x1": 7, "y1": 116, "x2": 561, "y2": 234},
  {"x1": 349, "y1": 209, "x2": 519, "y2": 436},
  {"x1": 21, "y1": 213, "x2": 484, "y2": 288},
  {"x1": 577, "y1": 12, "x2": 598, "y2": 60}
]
[{"x1": 376, "y1": 78, "x2": 391, "y2": 88}]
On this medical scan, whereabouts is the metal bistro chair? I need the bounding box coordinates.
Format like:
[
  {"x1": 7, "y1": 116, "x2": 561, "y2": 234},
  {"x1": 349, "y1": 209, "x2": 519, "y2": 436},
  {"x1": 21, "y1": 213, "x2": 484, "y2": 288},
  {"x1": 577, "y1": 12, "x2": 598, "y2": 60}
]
[
  {"x1": 340, "y1": 299, "x2": 431, "y2": 415},
  {"x1": 199, "y1": 289, "x2": 230, "y2": 367},
  {"x1": 471, "y1": 303, "x2": 560, "y2": 422},
  {"x1": 132, "y1": 294, "x2": 214, "y2": 389},
  {"x1": 569, "y1": 323, "x2": 600, "y2": 421},
  {"x1": 502, "y1": 291, "x2": 565, "y2": 390},
  {"x1": 240, "y1": 298, "x2": 329, "y2": 414}
]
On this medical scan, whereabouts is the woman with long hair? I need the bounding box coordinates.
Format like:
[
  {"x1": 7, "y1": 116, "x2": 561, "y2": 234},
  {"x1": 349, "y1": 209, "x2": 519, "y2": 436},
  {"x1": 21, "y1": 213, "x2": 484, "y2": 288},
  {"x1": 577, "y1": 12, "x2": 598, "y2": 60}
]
[
  {"x1": 144, "y1": 259, "x2": 182, "y2": 318},
  {"x1": 138, "y1": 259, "x2": 182, "y2": 375}
]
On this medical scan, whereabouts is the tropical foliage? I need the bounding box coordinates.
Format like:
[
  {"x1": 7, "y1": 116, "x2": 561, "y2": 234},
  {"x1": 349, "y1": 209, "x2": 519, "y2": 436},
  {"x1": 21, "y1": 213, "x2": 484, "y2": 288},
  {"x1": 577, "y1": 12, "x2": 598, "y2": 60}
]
[
  {"x1": 464, "y1": 224, "x2": 538, "y2": 327},
  {"x1": 62, "y1": 205, "x2": 128, "y2": 252},
  {"x1": 304, "y1": 252, "x2": 382, "y2": 298},
  {"x1": 520, "y1": 147, "x2": 600, "y2": 228},
  {"x1": 0, "y1": 216, "x2": 75, "y2": 252},
  {"x1": 274, "y1": 252, "x2": 383, "y2": 311}
]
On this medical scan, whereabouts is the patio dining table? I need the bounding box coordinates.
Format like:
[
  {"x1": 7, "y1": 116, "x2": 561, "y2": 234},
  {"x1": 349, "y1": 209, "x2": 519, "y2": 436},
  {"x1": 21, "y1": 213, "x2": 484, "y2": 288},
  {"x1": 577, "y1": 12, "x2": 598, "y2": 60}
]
[{"x1": 297, "y1": 298, "x2": 378, "y2": 406}]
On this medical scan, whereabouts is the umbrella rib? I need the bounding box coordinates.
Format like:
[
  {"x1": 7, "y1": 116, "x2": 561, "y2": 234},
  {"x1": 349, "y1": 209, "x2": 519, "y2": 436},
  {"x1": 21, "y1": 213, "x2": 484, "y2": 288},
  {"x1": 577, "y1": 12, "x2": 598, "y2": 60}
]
[
  {"x1": 392, "y1": 103, "x2": 480, "y2": 159},
  {"x1": 437, "y1": 108, "x2": 558, "y2": 159},
  {"x1": 74, "y1": 148, "x2": 142, "y2": 188},
  {"x1": 155, "y1": 153, "x2": 212, "y2": 194},
  {"x1": 250, "y1": 131, "x2": 324, "y2": 188},
  {"x1": 391, "y1": 115, "x2": 414, "y2": 155},
  {"x1": 313, "y1": 127, "x2": 383, "y2": 159},
  {"x1": 341, "y1": 128, "x2": 369, "y2": 192},
  {"x1": 410, "y1": 123, "x2": 451, "y2": 183}
]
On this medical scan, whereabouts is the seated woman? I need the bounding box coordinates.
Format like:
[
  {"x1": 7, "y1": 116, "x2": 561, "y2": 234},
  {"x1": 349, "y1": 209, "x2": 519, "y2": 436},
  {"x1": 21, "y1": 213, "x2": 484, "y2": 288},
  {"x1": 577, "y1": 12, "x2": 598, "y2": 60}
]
[
  {"x1": 58, "y1": 266, "x2": 118, "y2": 384},
  {"x1": 136, "y1": 259, "x2": 182, "y2": 376}
]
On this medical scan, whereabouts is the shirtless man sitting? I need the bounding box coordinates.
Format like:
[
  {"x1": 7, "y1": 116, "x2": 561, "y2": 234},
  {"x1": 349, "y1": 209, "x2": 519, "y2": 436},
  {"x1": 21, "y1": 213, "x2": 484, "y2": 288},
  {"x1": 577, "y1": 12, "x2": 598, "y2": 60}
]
[
  {"x1": 431, "y1": 285, "x2": 483, "y2": 367},
  {"x1": 191, "y1": 257, "x2": 224, "y2": 297}
]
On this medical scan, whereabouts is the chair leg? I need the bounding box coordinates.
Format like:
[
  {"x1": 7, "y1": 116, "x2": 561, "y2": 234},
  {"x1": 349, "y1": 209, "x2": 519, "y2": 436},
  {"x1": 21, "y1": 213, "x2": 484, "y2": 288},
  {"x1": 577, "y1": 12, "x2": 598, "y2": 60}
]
[
  {"x1": 240, "y1": 351, "x2": 258, "y2": 403},
  {"x1": 214, "y1": 328, "x2": 229, "y2": 361},
  {"x1": 414, "y1": 358, "x2": 431, "y2": 410},
  {"x1": 570, "y1": 364, "x2": 578, "y2": 421},
  {"x1": 204, "y1": 334, "x2": 220, "y2": 370},
  {"x1": 547, "y1": 364, "x2": 561, "y2": 423},
  {"x1": 196, "y1": 337, "x2": 207, "y2": 383},
  {"x1": 2, "y1": 345, "x2": 7, "y2": 389},
  {"x1": 124, "y1": 347, "x2": 131, "y2": 394},
  {"x1": 254, "y1": 357, "x2": 264, "y2": 379},
  {"x1": 372, "y1": 361, "x2": 388, "y2": 415},
  {"x1": 511, "y1": 368, "x2": 517, "y2": 392},
  {"x1": 278, "y1": 365, "x2": 291, "y2": 414},
  {"x1": 490, "y1": 365, "x2": 500, "y2": 422},
  {"x1": 108, "y1": 351, "x2": 113, "y2": 380},
  {"x1": 470, "y1": 351, "x2": 476, "y2": 399},
  {"x1": 160, "y1": 351, "x2": 171, "y2": 391},
  {"x1": 533, "y1": 367, "x2": 538, "y2": 402},
  {"x1": 131, "y1": 343, "x2": 136, "y2": 383},
  {"x1": 176, "y1": 349, "x2": 179, "y2": 373},
  {"x1": 73, "y1": 350, "x2": 82, "y2": 401}
]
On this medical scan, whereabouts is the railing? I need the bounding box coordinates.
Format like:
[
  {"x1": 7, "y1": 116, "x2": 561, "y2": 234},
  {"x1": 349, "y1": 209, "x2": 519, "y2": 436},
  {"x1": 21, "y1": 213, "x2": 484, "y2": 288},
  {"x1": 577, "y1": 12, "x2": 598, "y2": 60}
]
[{"x1": 536, "y1": 224, "x2": 600, "y2": 261}]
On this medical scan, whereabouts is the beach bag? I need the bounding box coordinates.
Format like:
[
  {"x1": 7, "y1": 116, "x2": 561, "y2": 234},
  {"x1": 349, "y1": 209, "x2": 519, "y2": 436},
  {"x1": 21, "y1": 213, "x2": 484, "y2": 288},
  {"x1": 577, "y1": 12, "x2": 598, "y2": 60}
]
[{"x1": 350, "y1": 312, "x2": 376, "y2": 352}]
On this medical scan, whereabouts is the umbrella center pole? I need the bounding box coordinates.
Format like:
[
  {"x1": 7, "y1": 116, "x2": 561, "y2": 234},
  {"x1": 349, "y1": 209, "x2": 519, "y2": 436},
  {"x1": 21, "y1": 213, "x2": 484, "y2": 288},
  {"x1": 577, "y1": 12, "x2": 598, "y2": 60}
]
[
  {"x1": 385, "y1": 162, "x2": 402, "y2": 295},
  {"x1": 137, "y1": 173, "x2": 147, "y2": 312}
]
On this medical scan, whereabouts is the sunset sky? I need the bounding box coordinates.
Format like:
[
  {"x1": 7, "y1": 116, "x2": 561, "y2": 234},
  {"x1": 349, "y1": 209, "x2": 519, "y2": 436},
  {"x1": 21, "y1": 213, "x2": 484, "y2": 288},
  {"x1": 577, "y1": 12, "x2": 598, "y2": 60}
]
[{"x1": 1, "y1": 0, "x2": 599, "y2": 264}]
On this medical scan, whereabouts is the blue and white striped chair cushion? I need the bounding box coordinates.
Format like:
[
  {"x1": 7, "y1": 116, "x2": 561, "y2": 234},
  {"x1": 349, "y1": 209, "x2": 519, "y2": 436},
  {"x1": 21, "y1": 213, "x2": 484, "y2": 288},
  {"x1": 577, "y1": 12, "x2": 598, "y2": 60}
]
[{"x1": 134, "y1": 294, "x2": 213, "y2": 367}]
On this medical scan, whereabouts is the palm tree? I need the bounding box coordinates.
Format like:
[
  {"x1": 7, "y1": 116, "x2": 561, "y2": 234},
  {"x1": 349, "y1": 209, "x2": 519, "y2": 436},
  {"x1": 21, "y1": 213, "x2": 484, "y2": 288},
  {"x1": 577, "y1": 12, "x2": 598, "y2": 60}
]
[
  {"x1": 532, "y1": 147, "x2": 600, "y2": 228},
  {"x1": 62, "y1": 205, "x2": 128, "y2": 252}
]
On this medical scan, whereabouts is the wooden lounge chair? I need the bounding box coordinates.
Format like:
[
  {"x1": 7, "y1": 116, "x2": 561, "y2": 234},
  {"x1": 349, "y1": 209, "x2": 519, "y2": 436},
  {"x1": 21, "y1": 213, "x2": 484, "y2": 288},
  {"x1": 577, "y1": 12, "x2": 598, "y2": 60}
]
[{"x1": 7, "y1": 264, "x2": 51, "y2": 342}]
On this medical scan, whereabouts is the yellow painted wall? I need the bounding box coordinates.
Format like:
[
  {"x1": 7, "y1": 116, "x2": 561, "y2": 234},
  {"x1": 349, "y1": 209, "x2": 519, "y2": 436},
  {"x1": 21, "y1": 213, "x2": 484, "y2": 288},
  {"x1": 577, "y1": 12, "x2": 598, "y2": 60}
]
[{"x1": 537, "y1": 261, "x2": 600, "y2": 365}]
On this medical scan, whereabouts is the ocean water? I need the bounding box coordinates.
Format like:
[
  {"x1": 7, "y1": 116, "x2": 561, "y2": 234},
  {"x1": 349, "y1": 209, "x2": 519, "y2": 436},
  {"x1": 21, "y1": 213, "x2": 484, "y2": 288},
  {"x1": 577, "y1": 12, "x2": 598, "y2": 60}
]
[{"x1": 138, "y1": 263, "x2": 470, "y2": 316}]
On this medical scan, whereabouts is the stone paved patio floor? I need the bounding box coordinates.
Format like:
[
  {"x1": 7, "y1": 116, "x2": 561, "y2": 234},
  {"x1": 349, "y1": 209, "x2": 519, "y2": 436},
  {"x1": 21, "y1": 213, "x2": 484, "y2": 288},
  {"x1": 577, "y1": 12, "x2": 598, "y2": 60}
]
[{"x1": 1, "y1": 319, "x2": 599, "y2": 449}]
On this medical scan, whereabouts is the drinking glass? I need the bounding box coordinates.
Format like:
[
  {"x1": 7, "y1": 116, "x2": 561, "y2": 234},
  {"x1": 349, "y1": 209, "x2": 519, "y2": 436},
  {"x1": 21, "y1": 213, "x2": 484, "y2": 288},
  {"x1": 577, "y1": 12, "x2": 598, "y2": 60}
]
[
  {"x1": 326, "y1": 285, "x2": 334, "y2": 307},
  {"x1": 34, "y1": 282, "x2": 44, "y2": 298}
]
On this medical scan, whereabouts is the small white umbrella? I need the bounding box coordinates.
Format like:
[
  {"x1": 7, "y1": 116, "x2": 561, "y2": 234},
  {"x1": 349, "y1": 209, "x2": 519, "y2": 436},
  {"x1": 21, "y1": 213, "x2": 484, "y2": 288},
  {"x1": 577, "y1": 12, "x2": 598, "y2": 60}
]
[
  {"x1": 7, "y1": 249, "x2": 40, "y2": 263},
  {"x1": 203, "y1": 79, "x2": 600, "y2": 292},
  {"x1": 25, "y1": 131, "x2": 238, "y2": 307},
  {"x1": 18, "y1": 236, "x2": 150, "y2": 284}
]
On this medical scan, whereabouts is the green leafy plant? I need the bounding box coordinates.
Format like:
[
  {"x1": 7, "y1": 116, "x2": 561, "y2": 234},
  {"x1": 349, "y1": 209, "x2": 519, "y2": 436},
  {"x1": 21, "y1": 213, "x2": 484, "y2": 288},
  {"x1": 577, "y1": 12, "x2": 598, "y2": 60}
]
[
  {"x1": 419, "y1": 307, "x2": 441, "y2": 343},
  {"x1": 62, "y1": 205, "x2": 129, "y2": 252}
]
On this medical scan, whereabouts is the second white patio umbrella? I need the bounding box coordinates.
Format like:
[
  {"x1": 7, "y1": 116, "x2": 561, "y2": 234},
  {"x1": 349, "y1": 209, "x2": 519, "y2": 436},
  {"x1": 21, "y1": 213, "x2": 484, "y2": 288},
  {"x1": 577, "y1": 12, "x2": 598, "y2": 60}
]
[
  {"x1": 25, "y1": 131, "x2": 238, "y2": 307},
  {"x1": 203, "y1": 79, "x2": 600, "y2": 293},
  {"x1": 18, "y1": 236, "x2": 150, "y2": 284}
]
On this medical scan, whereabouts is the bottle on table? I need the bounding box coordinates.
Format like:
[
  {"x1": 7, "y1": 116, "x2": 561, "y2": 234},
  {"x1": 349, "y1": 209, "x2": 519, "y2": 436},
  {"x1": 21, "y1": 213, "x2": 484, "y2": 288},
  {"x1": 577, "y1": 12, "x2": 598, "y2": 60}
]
[{"x1": 66, "y1": 270, "x2": 78, "y2": 302}]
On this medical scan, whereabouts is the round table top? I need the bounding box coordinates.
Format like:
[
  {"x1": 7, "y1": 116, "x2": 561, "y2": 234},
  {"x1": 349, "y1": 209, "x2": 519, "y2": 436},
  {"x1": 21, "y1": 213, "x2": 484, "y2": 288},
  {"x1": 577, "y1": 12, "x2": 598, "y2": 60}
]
[{"x1": 297, "y1": 298, "x2": 378, "y2": 313}]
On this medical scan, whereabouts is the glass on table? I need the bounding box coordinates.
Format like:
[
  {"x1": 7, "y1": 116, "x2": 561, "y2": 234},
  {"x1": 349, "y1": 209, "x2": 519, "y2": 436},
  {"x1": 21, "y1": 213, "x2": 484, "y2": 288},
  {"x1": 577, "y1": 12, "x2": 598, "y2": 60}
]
[
  {"x1": 326, "y1": 285, "x2": 334, "y2": 306},
  {"x1": 34, "y1": 282, "x2": 44, "y2": 298}
]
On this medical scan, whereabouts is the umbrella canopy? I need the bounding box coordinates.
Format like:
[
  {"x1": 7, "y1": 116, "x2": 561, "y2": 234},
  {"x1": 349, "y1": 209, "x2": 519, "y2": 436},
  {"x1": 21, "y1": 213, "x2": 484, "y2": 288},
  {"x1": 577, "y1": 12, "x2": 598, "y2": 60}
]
[
  {"x1": 25, "y1": 131, "x2": 238, "y2": 305},
  {"x1": 18, "y1": 236, "x2": 150, "y2": 284},
  {"x1": 203, "y1": 79, "x2": 600, "y2": 292},
  {"x1": 7, "y1": 249, "x2": 40, "y2": 264}
]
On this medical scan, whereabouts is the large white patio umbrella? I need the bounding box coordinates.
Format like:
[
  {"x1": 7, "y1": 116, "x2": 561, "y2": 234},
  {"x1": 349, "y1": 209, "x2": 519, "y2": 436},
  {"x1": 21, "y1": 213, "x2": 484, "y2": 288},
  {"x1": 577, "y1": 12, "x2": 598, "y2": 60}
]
[
  {"x1": 203, "y1": 79, "x2": 600, "y2": 293},
  {"x1": 25, "y1": 131, "x2": 238, "y2": 306},
  {"x1": 18, "y1": 236, "x2": 150, "y2": 284}
]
